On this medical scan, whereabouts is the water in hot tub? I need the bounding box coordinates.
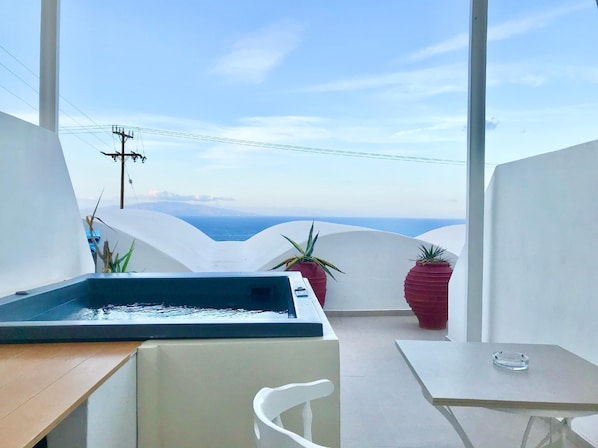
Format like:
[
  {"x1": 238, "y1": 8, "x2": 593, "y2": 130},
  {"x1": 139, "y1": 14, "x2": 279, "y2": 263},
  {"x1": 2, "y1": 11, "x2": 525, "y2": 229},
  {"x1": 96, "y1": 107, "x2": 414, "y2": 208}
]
[{"x1": 69, "y1": 304, "x2": 287, "y2": 321}]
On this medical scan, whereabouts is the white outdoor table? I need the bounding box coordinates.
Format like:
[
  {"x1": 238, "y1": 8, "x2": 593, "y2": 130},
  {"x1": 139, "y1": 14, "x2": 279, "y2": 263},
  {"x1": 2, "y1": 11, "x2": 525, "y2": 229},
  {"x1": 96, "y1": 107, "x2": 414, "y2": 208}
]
[{"x1": 395, "y1": 340, "x2": 598, "y2": 448}]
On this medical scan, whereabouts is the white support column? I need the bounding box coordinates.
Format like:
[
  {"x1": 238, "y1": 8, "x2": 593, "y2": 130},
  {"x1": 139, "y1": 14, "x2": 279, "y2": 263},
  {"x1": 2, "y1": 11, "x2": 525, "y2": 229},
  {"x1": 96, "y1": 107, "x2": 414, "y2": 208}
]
[
  {"x1": 465, "y1": 0, "x2": 487, "y2": 342},
  {"x1": 39, "y1": 0, "x2": 60, "y2": 132}
]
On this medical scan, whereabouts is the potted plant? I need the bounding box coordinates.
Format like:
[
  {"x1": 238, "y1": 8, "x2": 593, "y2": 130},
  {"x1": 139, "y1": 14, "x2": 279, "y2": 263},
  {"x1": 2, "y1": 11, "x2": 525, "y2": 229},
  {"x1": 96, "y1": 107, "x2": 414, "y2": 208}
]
[
  {"x1": 271, "y1": 221, "x2": 344, "y2": 307},
  {"x1": 404, "y1": 244, "x2": 453, "y2": 330}
]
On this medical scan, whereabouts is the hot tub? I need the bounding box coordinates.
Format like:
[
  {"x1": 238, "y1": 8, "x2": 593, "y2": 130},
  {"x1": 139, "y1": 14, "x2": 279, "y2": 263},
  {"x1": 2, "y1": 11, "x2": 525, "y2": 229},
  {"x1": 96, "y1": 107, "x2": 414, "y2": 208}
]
[{"x1": 0, "y1": 272, "x2": 324, "y2": 343}]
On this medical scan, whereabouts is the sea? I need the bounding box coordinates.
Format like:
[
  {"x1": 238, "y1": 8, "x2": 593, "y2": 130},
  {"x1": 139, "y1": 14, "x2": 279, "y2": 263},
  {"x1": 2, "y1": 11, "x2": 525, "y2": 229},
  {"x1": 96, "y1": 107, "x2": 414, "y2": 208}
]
[{"x1": 177, "y1": 216, "x2": 465, "y2": 242}]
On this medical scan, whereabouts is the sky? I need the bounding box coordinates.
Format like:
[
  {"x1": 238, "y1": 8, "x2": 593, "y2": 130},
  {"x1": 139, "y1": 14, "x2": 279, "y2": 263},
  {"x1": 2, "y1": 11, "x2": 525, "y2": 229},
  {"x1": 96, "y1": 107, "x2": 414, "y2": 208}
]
[{"x1": 1, "y1": 1, "x2": 597, "y2": 217}]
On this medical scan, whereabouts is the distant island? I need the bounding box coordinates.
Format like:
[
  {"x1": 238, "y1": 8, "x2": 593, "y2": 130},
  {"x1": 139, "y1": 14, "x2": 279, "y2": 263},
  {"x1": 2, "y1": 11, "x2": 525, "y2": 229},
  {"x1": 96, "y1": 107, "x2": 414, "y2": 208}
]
[{"x1": 124, "y1": 201, "x2": 256, "y2": 217}]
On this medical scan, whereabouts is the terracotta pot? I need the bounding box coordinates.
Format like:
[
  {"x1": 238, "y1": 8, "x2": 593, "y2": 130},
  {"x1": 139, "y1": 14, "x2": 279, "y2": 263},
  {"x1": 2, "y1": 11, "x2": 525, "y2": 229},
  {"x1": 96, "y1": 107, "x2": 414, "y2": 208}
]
[
  {"x1": 287, "y1": 262, "x2": 327, "y2": 308},
  {"x1": 404, "y1": 261, "x2": 453, "y2": 330}
]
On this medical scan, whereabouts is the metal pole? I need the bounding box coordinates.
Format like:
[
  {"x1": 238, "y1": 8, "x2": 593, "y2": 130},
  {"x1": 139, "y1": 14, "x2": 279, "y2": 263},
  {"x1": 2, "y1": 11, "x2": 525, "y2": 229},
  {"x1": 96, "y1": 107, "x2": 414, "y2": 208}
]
[
  {"x1": 103, "y1": 127, "x2": 140, "y2": 209},
  {"x1": 120, "y1": 134, "x2": 125, "y2": 209},
  {"x1": 465, "y1": 0, "x2": 488, "y2": 342},
  {"x1": 39, "y1": 0, "x2": 60, "y2": 132}
]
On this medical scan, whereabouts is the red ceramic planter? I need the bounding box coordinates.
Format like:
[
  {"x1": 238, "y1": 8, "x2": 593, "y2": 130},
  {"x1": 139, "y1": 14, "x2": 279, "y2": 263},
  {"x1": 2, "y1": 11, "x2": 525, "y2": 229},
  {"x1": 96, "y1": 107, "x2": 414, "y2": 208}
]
[
  {"x1": 287, "y1": 262, "x2": 327, "y2": 308},
  {"x1": 404, "y1": 261, "x2": 453, "y2": 330}
]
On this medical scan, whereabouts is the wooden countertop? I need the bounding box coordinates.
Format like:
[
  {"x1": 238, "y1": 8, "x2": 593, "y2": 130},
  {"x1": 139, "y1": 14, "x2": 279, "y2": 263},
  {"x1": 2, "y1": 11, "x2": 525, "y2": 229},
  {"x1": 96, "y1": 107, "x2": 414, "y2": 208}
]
[{"x1": 0, "y1": 341, "x2": 141, "y2": 448}]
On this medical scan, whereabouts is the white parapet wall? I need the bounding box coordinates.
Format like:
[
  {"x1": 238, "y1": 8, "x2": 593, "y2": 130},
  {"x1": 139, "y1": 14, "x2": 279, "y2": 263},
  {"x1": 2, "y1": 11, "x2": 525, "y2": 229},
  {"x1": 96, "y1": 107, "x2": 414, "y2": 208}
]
[
  {"x1": 448, "y1": 139, "x2": 598, "y2": 445},
  {"x1": 0, "y1": 113, "x2": 94, "y2": 297},
  {"x1": 87, "y1": 210, "x2": 461, "y2": 313}
]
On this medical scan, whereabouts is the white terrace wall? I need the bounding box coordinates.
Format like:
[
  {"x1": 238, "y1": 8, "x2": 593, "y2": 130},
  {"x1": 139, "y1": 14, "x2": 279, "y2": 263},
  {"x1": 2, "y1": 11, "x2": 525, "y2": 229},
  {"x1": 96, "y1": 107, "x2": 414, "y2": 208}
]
[
  {"x1": 86, "y1": 211, "x2": 459, "y2": 313},
  {"x1": 449, "y1": 139, "x2": 598, "y2": 444},
  {"x1": 0, "y1": 113, "x2": 94, "y2": 297},
  {"x1": 258, "y1": 225, "x2": 458, "y2": 313}
]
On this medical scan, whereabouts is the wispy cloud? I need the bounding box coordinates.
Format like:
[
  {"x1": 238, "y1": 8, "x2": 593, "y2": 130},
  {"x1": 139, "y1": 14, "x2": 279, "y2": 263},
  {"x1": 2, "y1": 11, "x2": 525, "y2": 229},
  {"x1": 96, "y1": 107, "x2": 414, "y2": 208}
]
[
  {"x1": 302, "y1": 2, "x2": 589, "y2": 98},
  {"x1": 390, "y1": 115, "x2": 466, "y2": 144},
  {"x1": 212, "y1": 21, "x2": 305, "y2": 83},
  {"x1": 487, "y1": 2, "x2": 587, "y2": 41},
  {"x1": 408, "y1": 34, "x2": 469, "y2": 62},
  {"x1": 487, "y1": 63, "x2": 547, "y2": 87},
  {"x1": 564, "y1": 66, "x2": 598, "y2": 84},
  {"x1": 226, "y1": 115, "x2": 331, "y2": 142},
  {"x1": 192, "y1": 115, "x2": 331, "y2": 166},
  {"x1": 146, "y1": 190, "x2": 233, "y2": 202},
  {"x1": 303, "y1": 63, "x2": 466, "y2": 96},
  {"x1": 409, "y1": 2, "x2": 588, "y2": 61}
]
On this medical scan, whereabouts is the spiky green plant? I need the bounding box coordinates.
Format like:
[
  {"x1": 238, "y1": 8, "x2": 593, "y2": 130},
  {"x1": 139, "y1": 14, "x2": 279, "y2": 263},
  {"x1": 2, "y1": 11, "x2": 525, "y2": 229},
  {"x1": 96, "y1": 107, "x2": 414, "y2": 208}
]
[
  {"x1": 85, "y1": 192, "x2": 136, "y2": 273},
  {"x1": 108, "y1": 240, "x2": 135, "y2": 273},
  {"x1": 416, "y1": 244, "x2": 449, "y2": 264},
  {"x1": 271, "y1": 221, "x2": 344, "y2": 279}
]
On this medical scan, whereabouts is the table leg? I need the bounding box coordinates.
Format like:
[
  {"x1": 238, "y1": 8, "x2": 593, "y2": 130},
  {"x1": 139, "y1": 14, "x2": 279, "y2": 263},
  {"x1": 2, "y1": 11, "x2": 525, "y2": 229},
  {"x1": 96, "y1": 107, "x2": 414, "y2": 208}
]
[
  {"x1": 521, "y1": 416, "x2": 535, "y2": 448},
  {"x1": 521, "y1": 416, "x2": 573, "y2": 448},
  {"x1": 434, "y1": 405, "x2": 475, "y2": 448}
]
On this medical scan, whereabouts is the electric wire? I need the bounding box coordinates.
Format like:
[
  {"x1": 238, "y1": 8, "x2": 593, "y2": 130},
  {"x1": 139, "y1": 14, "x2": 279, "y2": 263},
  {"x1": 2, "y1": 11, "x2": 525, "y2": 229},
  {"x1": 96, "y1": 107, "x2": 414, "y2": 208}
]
[
  {"x1": 0, "y1": 44, "x2": 113, "y2": 149},
  {"x1": 0, "y1": 44, "x2": 37, "y2": 77},
  {"x1": 61, "y1": 124, "x2": 475, "y2": 166},
  {"x1": 0, "y1": 83, "x2": 37, "y2": 110},
  {"x1": 1, "y1": 45, "x2": 489, "y2": 167},
  {"x1": 1, "y1": 45, "x2": 475, "y2": 167},
  {"x1": 125, "y1": 166, "x2": 141, "y2": 205},
  {"x1": 0, "y1": 60, "x2": 38, "y2": 93}
]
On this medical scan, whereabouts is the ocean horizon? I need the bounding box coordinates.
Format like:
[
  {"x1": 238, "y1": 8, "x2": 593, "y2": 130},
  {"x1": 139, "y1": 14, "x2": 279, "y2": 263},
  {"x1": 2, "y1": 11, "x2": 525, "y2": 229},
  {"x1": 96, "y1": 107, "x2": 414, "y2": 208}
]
[{"x1": 177, "y1": 216, "x2": 465, "y2": 241}]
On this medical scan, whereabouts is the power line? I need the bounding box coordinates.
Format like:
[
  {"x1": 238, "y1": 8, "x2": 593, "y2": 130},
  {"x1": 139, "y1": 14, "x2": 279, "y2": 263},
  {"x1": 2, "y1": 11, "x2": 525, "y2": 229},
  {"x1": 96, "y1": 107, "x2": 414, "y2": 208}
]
[
  {"x1": 61, "y1": 124, "x2": 475, "y2": 166},
  {"x1": 0, "y1": 44, "x2": 113, "y2": 149},
  {"x1": 0, "y1": 83, "x2": 37, "y2": 110},
  {"x1": 1, "y1": 45, "x2": 473, "y2": 167},
  {"x1": 0, "y1": 44, "x2": 37, "y2": 77},
  {"x1": 0, "y1": 60, "x2": 38, "y2": 93}
]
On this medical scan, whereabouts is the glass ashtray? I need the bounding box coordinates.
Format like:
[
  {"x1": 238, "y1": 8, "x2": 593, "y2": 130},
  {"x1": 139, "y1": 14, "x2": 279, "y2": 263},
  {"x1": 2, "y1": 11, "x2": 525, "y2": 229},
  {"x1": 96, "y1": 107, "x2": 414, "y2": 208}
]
[{"x1": 492, "y1": 351, "x2": 529, "y2": 371}]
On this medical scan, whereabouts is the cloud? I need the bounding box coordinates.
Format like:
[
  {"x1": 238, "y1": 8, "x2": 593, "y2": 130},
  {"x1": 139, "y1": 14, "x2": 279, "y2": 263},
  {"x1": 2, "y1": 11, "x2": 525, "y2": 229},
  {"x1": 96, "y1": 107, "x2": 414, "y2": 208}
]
[
  {"x1": 408, "y1": 2, "x2": 588, "y2": 61},
  {"x1": 486, "y1": 62, "x2": 550, "y2": 88},
  {"x1": 212, "y1": 21, "x2": 305, "y2": 83},
  {"x1": 303, "y1": 63, "x2": 466, "y2": 97},
  {"x1": 146, "y1": 190, "x2": 233, "y2": 202},
  {"x1": 390, "y1": 116, "x2": 467, "y2": 144},
  {"x1": 487, "y1": 2, "x2": 587, "y2": 41},
  {"x1": 191, "y1": 115, "x2": 332, "y2": 163},
  {"x1": 228, "y1": 115, "x2": 331, "y2": 142},
  {"x1": 564, "y1": 66, "x2": 598, "y2": 84},
  {"x1": 408, "y1": 34, "x2": 469, "y2": 62},
  {"x1": 300, "y1": 4, "x2": 591, "y2": 99}
]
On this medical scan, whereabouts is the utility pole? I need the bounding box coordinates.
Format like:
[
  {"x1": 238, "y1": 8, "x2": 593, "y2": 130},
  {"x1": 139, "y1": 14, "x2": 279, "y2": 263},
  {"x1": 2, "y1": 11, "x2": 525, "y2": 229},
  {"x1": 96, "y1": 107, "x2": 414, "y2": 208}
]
[{"x1": 102, "y1": 126, "x2": 146, "y2": 209}]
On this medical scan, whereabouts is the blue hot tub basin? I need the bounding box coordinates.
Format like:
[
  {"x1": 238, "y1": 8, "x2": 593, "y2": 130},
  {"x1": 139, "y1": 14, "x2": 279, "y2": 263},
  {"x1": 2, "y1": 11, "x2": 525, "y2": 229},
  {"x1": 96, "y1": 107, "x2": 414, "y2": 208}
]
[{"x1": 0, "y1": 272, "x2": 324, "y2": 343}]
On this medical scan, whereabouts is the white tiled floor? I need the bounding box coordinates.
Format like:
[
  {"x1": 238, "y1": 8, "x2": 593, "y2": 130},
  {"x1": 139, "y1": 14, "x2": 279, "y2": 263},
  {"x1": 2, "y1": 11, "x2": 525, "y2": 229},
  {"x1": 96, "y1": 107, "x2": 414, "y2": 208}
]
[{"x1": 327, "y1": 315, "x2": 583, "y2": 448}]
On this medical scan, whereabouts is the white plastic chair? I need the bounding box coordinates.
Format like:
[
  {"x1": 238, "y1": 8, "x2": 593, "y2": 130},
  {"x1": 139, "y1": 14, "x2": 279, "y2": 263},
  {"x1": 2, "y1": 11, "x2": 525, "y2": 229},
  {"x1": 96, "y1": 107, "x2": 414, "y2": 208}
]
[{"x1": 253, "y1": 379, "x2": 334, "y2": 448}]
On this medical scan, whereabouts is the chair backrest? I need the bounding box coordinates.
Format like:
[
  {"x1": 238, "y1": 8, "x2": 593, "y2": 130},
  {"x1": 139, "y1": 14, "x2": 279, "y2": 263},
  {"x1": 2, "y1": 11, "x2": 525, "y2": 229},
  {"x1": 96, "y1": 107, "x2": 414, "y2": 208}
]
[{"x1": 253, "y1": 379, "x2": 334, "y2": 448}]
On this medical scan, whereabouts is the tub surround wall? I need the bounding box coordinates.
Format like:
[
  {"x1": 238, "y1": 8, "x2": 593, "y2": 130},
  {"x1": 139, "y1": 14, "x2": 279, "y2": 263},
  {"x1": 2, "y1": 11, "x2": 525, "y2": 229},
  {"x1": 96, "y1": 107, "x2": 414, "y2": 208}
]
[
  {"x1": 137, "y1": 297, "x2": 341, "y2": 448},
  {"x1": 138, "y1": 337, "x2": 340, "y2": 448}
]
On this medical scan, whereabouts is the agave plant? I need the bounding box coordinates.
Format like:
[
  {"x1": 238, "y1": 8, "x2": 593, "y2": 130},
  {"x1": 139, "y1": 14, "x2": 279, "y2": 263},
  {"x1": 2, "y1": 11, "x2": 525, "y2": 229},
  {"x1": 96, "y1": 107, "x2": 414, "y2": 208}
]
[
  {"x1": 104, "y1": 239, "x2": 135, "y2": 273},
  {"x1": 416, "y1": 244, "x2": 449, "y2": 264},
  {"x1": 271, "y1": 221, "x2": 344, "y2": 279},
  {"x1": 85, "y1": 193, "x2": 135, "y2": 273}
]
